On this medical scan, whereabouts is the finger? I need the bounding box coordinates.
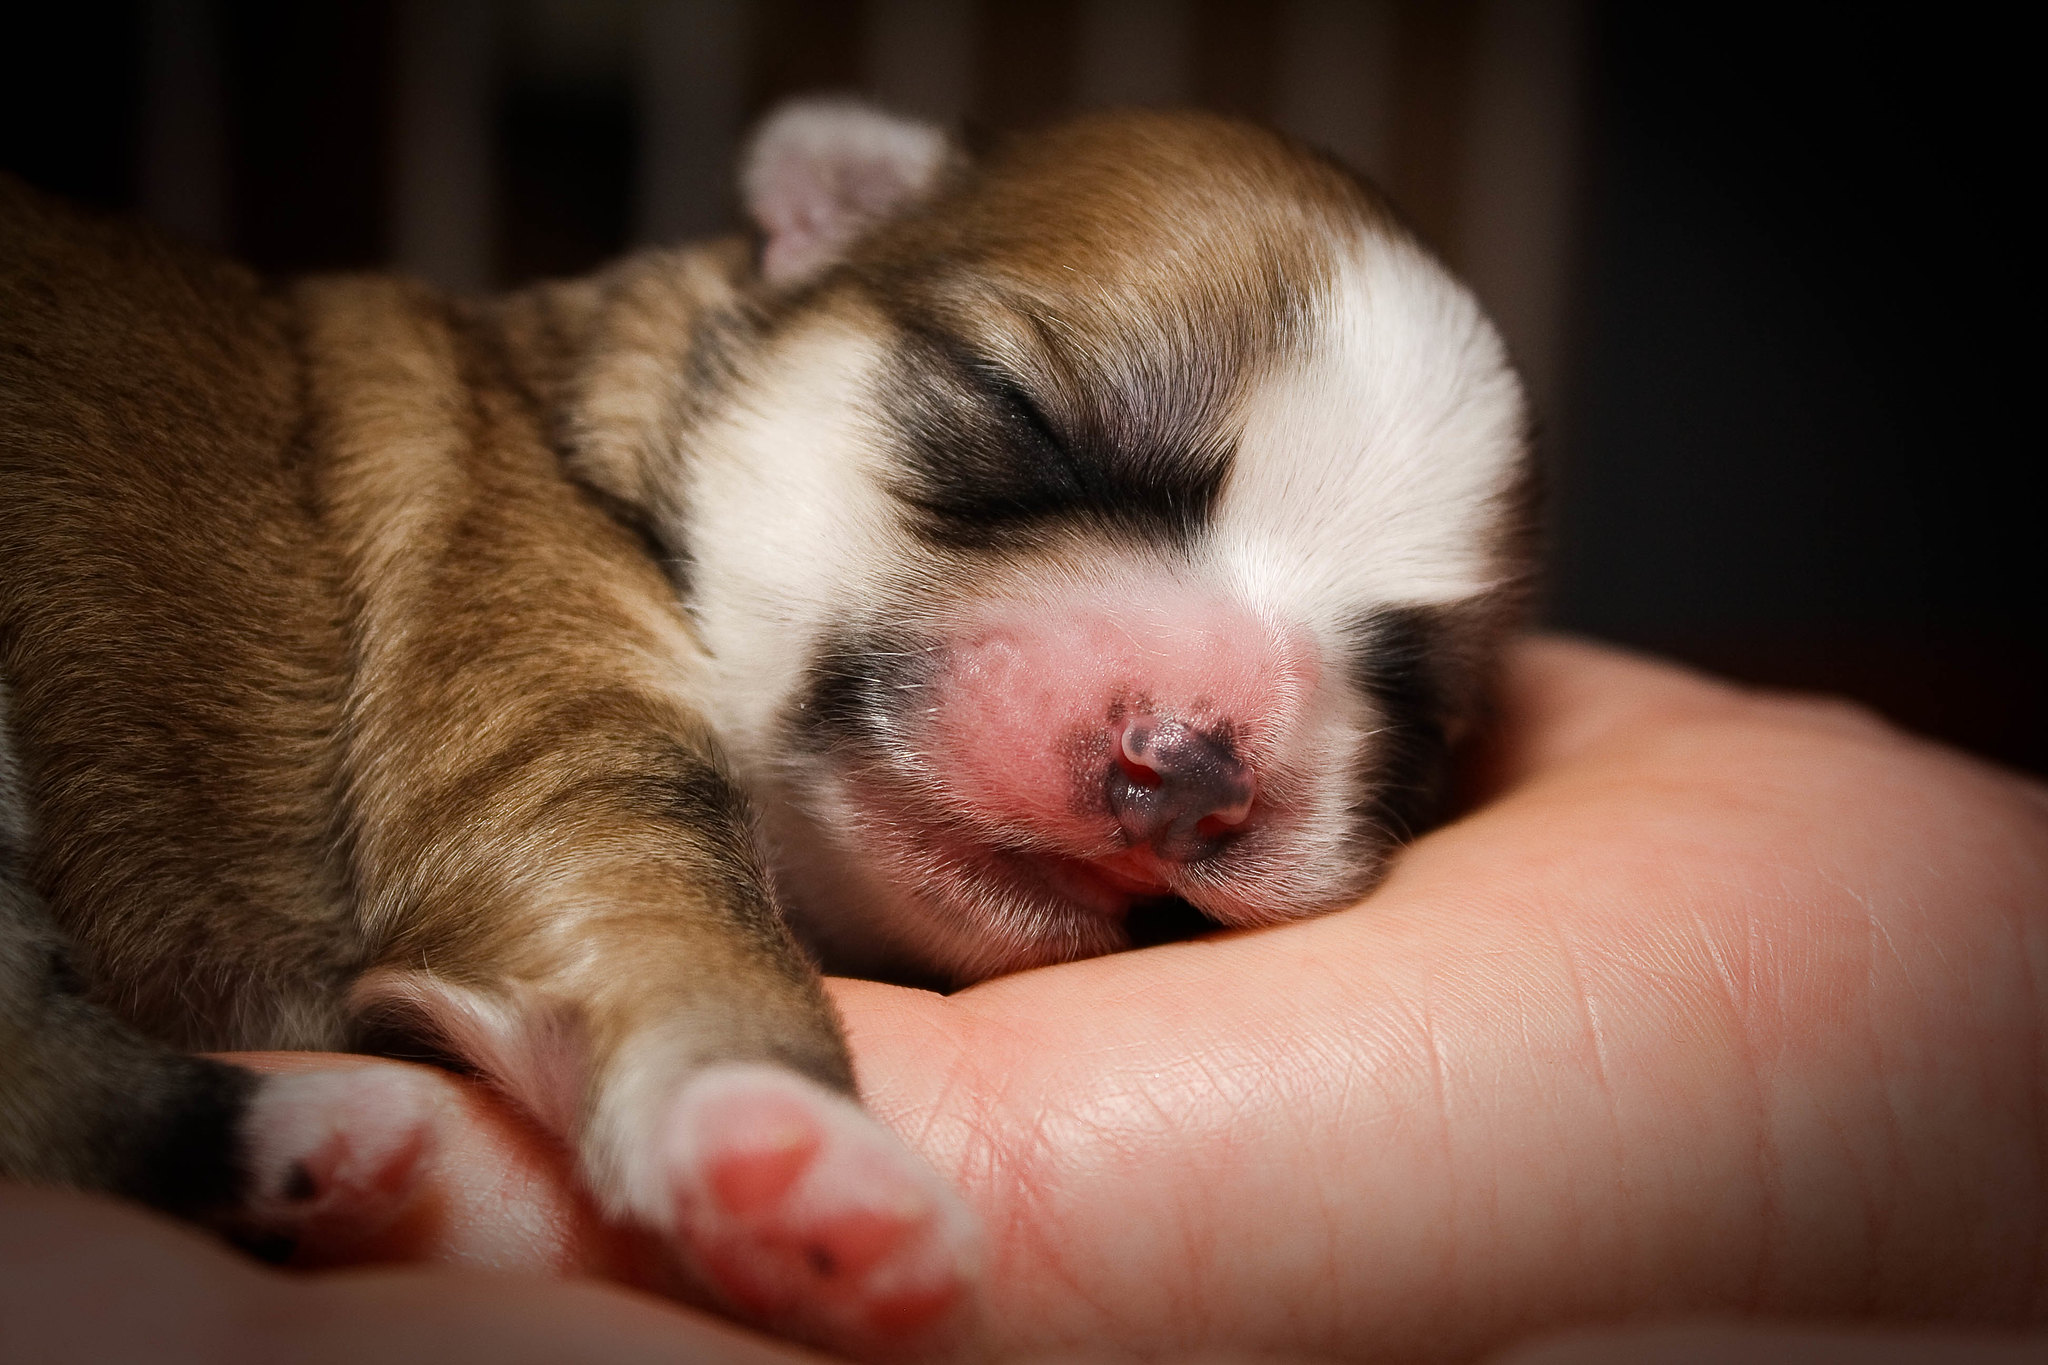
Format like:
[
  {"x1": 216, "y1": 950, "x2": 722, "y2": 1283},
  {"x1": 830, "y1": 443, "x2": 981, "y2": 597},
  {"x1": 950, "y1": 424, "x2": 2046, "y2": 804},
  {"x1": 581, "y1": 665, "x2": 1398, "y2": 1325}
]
[
  {"x1": 0, "y1": 1181, "x2": 826, "y2": 1365},
  {"x1": 1489, "y1": 1320, "x2": 2048, "y2": 1365},
  {"x1": 1472, "y1": 636, "x2": 1847, "y2": 798}
]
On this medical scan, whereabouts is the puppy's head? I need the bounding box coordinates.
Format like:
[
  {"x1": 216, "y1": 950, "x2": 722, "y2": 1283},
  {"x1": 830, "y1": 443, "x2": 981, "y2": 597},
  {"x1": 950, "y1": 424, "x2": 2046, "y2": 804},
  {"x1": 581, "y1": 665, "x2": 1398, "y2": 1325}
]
[{"x1": 640, "y1": 102, "x2": 1529, "y2": 984}]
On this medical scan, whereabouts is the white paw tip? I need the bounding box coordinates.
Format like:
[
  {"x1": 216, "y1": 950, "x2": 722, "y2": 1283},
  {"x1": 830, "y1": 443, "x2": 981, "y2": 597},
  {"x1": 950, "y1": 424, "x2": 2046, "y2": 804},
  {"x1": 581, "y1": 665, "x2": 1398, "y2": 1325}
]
[
  {"x1": 661, "y1": 1064, "x2": 981, "y2": 1356},
  {"x1": 242, "y1": 1066, "x2": 445, "y2": 1226}
]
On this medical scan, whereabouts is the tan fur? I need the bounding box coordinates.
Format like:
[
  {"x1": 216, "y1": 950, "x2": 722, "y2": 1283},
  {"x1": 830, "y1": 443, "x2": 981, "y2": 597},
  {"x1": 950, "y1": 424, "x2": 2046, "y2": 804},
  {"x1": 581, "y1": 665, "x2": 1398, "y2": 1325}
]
[{"x1": 0, "y1": 176, "x2": 851, "y2": 1185}]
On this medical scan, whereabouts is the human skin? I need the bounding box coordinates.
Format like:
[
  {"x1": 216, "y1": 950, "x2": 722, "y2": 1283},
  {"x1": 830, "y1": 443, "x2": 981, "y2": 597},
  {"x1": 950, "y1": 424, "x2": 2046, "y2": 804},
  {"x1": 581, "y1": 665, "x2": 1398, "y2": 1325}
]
[{"x1": 3, "y1": 637, "x2": 2044, "y2": 1363}]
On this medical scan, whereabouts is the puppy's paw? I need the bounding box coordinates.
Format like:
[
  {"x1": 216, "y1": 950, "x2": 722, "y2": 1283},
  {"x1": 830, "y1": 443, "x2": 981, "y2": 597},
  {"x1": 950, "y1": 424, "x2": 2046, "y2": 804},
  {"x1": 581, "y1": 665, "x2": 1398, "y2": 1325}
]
[
  {"x1": 660, "y1": 1064, "x2": 980, "y2": 1359},
  {"x1": 235, "y1": 1064, "x2": 447, "y2": 1260}
]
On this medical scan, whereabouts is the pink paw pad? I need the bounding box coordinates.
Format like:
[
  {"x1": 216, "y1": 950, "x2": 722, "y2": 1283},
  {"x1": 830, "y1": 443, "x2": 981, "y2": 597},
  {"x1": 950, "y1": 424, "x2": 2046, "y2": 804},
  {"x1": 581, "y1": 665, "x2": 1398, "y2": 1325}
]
[
  {"x1": 238, "y1": 1065, "x2": 446, "y2": 1258},
  {"x1": 664, "y1": 1065, "x2": 980, "y2": 1358}
]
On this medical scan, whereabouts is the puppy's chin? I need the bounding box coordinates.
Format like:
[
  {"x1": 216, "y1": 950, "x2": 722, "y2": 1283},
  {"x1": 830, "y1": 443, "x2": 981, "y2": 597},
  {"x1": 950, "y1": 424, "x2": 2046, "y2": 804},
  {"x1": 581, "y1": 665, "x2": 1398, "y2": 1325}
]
[
  {"x1": 769, "y1": 765, "x2": 1366, "y2": 988},
  {"x1": 763, "y1": 776, "x2": 1128, "y2": 987}
]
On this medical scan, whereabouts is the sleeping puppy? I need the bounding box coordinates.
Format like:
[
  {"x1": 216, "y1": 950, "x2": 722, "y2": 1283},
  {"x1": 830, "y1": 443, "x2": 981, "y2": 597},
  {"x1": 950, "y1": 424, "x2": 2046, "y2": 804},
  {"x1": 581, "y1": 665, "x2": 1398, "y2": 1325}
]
[{"x1": 0, "y1": 102, "x2": 1530, "y2": 1355}]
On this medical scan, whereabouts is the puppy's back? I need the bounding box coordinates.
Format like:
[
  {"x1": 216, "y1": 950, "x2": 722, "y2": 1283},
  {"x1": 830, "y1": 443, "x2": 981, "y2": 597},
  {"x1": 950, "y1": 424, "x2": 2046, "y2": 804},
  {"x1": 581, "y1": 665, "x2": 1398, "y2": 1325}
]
[{"x1": 0, "y1": 177, "x2": 362, "y2": 1046}]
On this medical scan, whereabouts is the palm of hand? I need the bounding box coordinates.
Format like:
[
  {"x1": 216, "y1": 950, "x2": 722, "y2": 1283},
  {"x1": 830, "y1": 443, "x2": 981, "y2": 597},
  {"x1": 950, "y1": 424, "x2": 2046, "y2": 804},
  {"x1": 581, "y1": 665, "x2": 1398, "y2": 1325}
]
[{"x1": 192, "y1": 639, "x2": 2048, "y2": 1360}]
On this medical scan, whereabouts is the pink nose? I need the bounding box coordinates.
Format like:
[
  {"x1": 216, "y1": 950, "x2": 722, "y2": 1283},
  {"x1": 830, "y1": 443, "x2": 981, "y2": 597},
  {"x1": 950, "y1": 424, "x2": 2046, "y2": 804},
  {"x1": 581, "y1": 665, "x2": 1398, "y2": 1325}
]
[{"x1": 1105, "y1": 715, "x2": 1256, "y2": 862}]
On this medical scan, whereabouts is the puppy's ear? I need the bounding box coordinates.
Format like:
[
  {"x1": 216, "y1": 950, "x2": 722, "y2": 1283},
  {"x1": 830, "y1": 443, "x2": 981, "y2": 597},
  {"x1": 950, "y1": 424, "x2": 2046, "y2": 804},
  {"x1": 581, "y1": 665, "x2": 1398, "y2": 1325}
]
[{"x1": 741, "y1": 100, "x2": 957, "y2": 288}]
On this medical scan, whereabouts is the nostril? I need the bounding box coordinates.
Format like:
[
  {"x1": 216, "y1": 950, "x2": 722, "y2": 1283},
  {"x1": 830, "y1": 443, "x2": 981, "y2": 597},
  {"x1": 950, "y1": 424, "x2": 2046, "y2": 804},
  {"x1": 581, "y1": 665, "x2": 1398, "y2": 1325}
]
[
  {"x1": 1115, "y1": 720, "x2": 1164, "y2": 788},
  {"x1": 1104, "y1": 715, "x2": 1255, "y2": 862},
  {"x1": 1118, "y1": 753, "x2": 1162, "y2": 787}
]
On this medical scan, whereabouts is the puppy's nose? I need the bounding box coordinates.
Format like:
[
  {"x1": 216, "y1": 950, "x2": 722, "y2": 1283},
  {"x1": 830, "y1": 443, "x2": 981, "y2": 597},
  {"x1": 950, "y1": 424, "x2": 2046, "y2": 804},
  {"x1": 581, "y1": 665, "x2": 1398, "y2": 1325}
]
[{"x1": 1104, "y1": 715, "x2": 1255, "y2": 862}]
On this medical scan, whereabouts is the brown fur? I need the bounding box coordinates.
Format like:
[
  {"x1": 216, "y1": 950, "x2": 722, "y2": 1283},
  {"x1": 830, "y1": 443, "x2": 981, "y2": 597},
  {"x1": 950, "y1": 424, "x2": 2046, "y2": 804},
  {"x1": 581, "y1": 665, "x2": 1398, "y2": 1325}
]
[
  {"x1": 855, "y1": 111, "x2": 1374, "y2": 368},
  {"x1": 1, "y1": 174, "x2": 850, "y2": 1198},
  {"x1": 1, "y1": 182, "x2": 361, "y2": 1050}
]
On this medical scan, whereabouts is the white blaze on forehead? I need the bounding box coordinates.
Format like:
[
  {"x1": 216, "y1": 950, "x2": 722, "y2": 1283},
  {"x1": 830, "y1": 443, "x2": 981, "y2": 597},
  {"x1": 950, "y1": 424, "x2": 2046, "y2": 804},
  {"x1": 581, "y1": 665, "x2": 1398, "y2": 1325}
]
[
  {"x1": 1212, "y1": 235, "x2": 1525, "y2": 629},
  {"x1": 676, "y1": 316, "x2": 909, "y2": 757}
]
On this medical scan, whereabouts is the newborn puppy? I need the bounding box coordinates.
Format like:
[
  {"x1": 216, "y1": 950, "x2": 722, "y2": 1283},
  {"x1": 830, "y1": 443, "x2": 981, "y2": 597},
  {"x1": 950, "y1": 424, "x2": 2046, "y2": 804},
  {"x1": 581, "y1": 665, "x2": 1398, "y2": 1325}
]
[{"x1": 0, "y1": 103, "x2": 1529, "y2": 1355}]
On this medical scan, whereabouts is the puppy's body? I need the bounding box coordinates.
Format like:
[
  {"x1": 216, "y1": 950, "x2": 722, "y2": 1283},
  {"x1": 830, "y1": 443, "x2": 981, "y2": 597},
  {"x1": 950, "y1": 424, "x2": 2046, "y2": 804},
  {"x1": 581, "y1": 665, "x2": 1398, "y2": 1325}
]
[
  {"x1": 1, "y1": 186, "x2": 874, "y2": 1334},
  {"x1": 1, "y1": 105, "x2": 1528, "y2": 1354}
]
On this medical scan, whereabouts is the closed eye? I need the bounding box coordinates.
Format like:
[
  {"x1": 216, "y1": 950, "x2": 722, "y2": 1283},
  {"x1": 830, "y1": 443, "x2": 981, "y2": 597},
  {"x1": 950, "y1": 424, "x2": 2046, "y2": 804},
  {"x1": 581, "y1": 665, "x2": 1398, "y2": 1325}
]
[{"x1": 882, "y1": 330, "x2": 1231, "y2": 552}]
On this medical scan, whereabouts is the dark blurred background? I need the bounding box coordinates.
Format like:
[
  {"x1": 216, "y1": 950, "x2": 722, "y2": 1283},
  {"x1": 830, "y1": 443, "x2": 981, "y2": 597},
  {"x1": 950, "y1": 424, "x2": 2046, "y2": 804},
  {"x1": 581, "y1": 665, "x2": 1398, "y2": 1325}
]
[{"x1": 5, "y1": 2, "x2": 2038, "y2": 773}]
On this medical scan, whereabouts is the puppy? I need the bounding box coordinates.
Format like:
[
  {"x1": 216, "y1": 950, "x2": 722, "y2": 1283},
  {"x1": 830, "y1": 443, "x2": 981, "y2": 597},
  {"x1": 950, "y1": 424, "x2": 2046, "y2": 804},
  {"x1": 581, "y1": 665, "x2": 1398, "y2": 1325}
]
[{"x1": 0, "y1": 102, "x2": 1530, "y2": 1354}]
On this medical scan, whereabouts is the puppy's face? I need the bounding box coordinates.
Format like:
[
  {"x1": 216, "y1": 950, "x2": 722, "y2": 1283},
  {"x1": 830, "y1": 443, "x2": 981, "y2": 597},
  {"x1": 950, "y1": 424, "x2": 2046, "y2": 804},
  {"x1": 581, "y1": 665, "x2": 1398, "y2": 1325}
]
[{"x1": 669, "y1": 109, "x2": 1528, "y2": 984}]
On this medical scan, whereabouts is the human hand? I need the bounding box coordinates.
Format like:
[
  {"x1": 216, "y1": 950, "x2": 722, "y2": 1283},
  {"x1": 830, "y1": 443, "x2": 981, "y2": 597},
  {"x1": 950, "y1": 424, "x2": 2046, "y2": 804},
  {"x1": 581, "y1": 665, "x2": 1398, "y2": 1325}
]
[
  {"x1": 0, "y1": 1176, "x2": 824, "y2": 1365},
  {"x1": 7, "y1": 638, "x2": 2042, "y2": 1363},
  {"x1": 834, "y1": 636, "x2": 2048, "y2": 1359}
]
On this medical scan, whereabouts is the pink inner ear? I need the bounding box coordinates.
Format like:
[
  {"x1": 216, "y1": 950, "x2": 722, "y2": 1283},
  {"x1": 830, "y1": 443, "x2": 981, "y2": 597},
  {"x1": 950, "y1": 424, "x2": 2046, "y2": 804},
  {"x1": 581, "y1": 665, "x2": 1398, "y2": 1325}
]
[
  {"x1": 758, "y1": 158, "x2": 917, "y2": 285},
  {"x1": 742, "y1": 103, "x2": 952, "y2": 287},
  {"x1": 754, "y1": 163, "x2": 855, "y2": 287}
]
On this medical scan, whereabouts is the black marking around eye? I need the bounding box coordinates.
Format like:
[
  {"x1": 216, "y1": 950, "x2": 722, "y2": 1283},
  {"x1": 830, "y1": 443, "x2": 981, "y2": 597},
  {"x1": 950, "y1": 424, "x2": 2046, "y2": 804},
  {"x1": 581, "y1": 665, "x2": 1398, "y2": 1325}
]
[
  {"x1": 1345, "y1": 605, "x2": 1457, "y2": 848},
  {"x1": 881, "y1": 333, "x2": 1232, "y2": 552}
]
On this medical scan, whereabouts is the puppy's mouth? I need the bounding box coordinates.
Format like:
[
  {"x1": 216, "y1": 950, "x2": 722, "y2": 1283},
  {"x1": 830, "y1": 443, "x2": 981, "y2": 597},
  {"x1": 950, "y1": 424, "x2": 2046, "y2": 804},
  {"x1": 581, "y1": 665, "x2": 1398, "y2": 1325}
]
[
  {"x1": 995, "y1": 850, "x2": 1228, "y2": 953},
  {"x1": 1028, "y1": 848, "x2": 1175, "y2": 915},
  {"x1": 923, "y1": 818, "x2": 1253, "y2": 957},
  {"x1": 1035, "y1": 850, "x2": 1223, "y2": 940}
]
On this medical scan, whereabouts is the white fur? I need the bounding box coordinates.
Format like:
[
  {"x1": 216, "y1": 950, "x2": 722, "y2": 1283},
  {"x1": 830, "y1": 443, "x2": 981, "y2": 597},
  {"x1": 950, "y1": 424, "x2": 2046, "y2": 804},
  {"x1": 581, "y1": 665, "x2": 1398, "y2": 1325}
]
[
  {"x1": 1213, "y1": 234, "x2": 1526, "y2": 633},
  {"x1": 673, "y1": 312, "x2": 920, "y2": 766},
  {"x1": 241, "y1": 1065, "x2": 446, "y2": 1214},
  {"x1": 349, "y1": 969, "x2": 588, "y2": 1138}
]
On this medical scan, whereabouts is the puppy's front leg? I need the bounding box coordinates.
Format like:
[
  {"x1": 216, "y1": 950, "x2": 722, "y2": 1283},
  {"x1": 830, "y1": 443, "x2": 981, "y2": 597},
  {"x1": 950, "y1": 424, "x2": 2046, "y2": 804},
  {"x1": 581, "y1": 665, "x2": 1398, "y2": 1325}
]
[
  {"x1": 304, "y1": 278, "x2": 974, "y2": 1357},
  {"x1": 350, "y1": 763, "x2": 976, "y2": 1356}
]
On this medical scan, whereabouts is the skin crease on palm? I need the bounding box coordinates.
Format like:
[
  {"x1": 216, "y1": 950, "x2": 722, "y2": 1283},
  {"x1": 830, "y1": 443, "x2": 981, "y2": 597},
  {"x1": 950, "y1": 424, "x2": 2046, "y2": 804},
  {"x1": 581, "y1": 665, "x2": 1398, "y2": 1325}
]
[{"x1": 2, "y1": 637, "x2": 2045, "y2": 1364}]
